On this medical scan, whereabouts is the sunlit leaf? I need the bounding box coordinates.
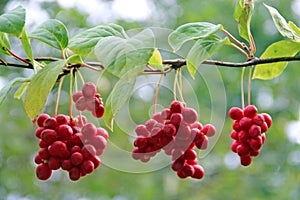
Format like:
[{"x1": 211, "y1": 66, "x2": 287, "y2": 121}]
[
  {"x1": 0, "y1": 32, "x2": 10, "y2": 55},
  {"x1": 24, "y1": 60, "x2": 67, "y2": 120},
  {"x1": 264, "y1": 4, "x2": 298, "y2": 41},
  {"x1": 0, "y1": 77, "x2": 28, "y2": 106},
  {"x1": 14, "y1": 82, "x2": 29, "y2": 99},
  {"x1": 253, "y1": 40, "x2": 300, "y2": 80},
  {"x1": 288, "y1": 21, "x2": 300, "y2": 41},
  {"x1": 29, "y1": 19, "x2": 69, "y2": 50},
  {"x1": 186, "y1": 36, "x2": 229, "y2": 78},
  {"x1": 95, "y1": 28, "x2": 154, "y2": 80},
  {"x1": 234, "y1": 0, "x2": 254, "y2": 42},
  {"x1": 69, "y1": 23, "x2": 127, "y2": 57},
  {"x1": 148, "y1": 48, "x2": 163, "y2": 70},
  {"x1": 0, "y1": 6, "x2": 25, "y2": 37},
  {"x1": 168, "y1": 22, "x2": 222, "y2": 51},
  {"x1": 104, "y1": 78, "x2": 136, "y2": 130}
]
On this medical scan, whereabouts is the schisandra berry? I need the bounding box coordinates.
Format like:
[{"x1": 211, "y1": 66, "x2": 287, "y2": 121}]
[
  {"x1": 34, "y1": 113, "x2": 109, "y2": 181},
  {"x1": 228, "y1": 105, "x2": 272, "y2": 166},
  {"x1": 132, "y1": 100, "x2": 216, "y2": 179},
  {"x1": 72, "y1": 82, "x2": 105, "y2": 118}
]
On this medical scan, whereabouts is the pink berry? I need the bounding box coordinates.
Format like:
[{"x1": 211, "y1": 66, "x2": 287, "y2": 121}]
[
  {"x1": 135, "y1": 125, "x2": 150, "y2": 137},
  {"x1": 202, "y1": 124, "x2": 216, "y2": 137},
  {"x1": 89, "y1": 135, "x2": 107, "y2": 151},
  {"x1": 82, "y1": 123, "x2": 97, "y2": 139},
  {"x1": 82, "y1": 144, "x2": 97, "y2": 159},
  {"x1": 96, "y1": 128, "x2": 109, "y2": 140},
  {"x1": 161, "y1": 109, "x2": 171, "y2": 120},
  {"x1": 75, "y1": 97, "x2": 87, "y2": 111},
  {"x1": 82, "y1": 82, "x2": 96, "y2": 99},
  {"x1": 182, "y1": 107, "x2": 198, "y2": 123},
  {"x1": 72, "y1": 91, "x2": 83, "y2": 102}
]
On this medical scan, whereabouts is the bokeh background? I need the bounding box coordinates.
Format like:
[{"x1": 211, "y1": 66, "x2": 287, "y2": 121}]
[{"x1": 0, "y1": 0, "x2": 300, "y2": 199}]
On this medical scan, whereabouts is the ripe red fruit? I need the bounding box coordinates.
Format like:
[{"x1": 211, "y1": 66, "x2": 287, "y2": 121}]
[
  {"x1": 192, "y1": 165, "x2": 205, "y2": 179},
  {"x1": 36, "y1": 163, "x2": 52, "y2": 180},
  {"x1": 47, "y1": 157, "x2": 61, "y2": 170},
  {"x1": 92, "y1": 104, "x2": 105, "y2": 118},
  {"x1": 35, "y1": 127, "x2": 44, "y2": 138},
  {"x1": 135, "y1": 125, "x2": 150, "y2": 137},
  {"x1": 41, "y1": 129, "x2": 57, "y2": 145},
  {"x1": 243, "y1": 105, "x2": 258, "y2": 118},
  {"x1": 82, "y1": 123, "x2": 97, "y2": 139},
  {"x1": 171, "y1": 158, "x2": 185, "y2": 171},
  {"x1": 56, "y1": 114, "x2": 69, "y2": 125},
  {"x1": 48, "y1": 141, "x2": 69, "y2": 158},
  {"x1": 43, "y1": 117, "x2": 57, "y2": 129},
  {"x1": 161, "y1": 109, "x2": 171, "y2": 120},
  {"x1": 184, "y1": 149, "x2": 197, "y2": 160},
  {"x1": 69, "y1": 167, "x2": 81, "y2": 181},
  {"x1": 236, "y1": 143, "x2": 250, "y2": 157},
  {"x1": 170, "y1": 100, "x2": 184, "y2": 113},
  {"x1": 262, "y1": 113, "x2": 272, "y2": 128},
  {"x1": 170, "y1": 113, "x2": 183, "y2": 127},
  {"x1": 82, "y1": 82, "x2": 96, "y2": 99},
  {"x1": 38, "y1": 148, "x2": 50, "y2": 160},
  {"x1": 240, "y1": 156, "x2": 252, "y2": 166},
  {"x1": 56, "y1": 124, "x2": 73, "y2": 140},
  {"x1": 248, "y1": 124, "x2": 261, "y2": 138},
  {"x1": 239, "y1": 117, "x2": 252, "y2": 130},
  {"x1": 37, "y1": 114, "x2": 50, "y2": 127},
  {"x1": 80, "y1": 160, "x2": 95, "y2": 174},
  {"x1": 70, "y1": 152, "x2": 84, "y2": 166},
  {"x1": 181, "y1": 164, "x2": 195, "y2": 177},
  {"x1": 228, "y1": 107, "x2": 243, "y2": 120},
  {"x1": 82, "y1": 144, "x2": 97, "y2": 159},
  {"x1": 61, "y1": 160, "x2": 72, "y2": 171},
  {"x1": 202, "y1": 124, "x2": 216, "y2": 137}
]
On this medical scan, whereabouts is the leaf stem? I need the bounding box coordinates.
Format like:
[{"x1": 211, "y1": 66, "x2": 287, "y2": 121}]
[
  {"x1": 241, "y1": 67, "x2": 245, "y2": 110},
  {"x1": 247, "y1": 66, "x2": 253, "y2": 105},
  {"x1": 173, "y1": 70, "x2": 178, "y2": 101},
  {"x1": 69, "y1": 69, "x2": 74, "y2": 118},
  {"x1": 153, "y1": 74, "x2": 163, "y2": 114},
  {"x1": 221, "y1": 28, "x2": 250, "y2": 52},
  {"x1": 76, "y1": 69, "x2": 85, "y2": 85},
  {"x1": 5, "y1": 48, "x2": 31, "y2": 65},
  {"x1": 54, "y1": 76, "x2": 64, "y2": 117},
  {"x1": 177, "y1": 69, "x2": 185, "y2": 103},
  {"x1": 229, "y1": 43, "x2": 249, "y2": 59}
]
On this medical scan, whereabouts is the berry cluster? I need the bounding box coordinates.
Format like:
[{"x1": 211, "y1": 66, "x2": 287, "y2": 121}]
[
  {"x1": 34, "y1": 113, "x2": 108, "y2": 181},
  {"x1": 132, "y1": 100, "x2": 216, "y2": 179},
  {"x1": 72, "y1": 82, "x2": 104, "y2": 118},
  {"x1": 228, "y1": 105, "x2": 272, "y2": 166}
]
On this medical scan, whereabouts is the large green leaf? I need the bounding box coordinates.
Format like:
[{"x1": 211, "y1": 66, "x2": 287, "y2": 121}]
[
  {"x1": 265, "y1": 4, "x2": 299, "y2": 41},
  {"x1": 69, "y1": 23, "x2": 126, "y2": 57},
  {"x1": 95, "y1": 28, "x2": 154, "y2": 80},
  {"x1": 0, "y1": 6, "x2": 25, "y2": 37},
  {"x1": 104, "y1": 78, "x2": 136, "y2": 130},
  {"x1": 0, "y1": 77, "x2": 28, "y2": 106},
  {"x1": 24, "y1": 60, "x2": 67, "y2": 120},
  {"x1": 234, "y1": 0, "x2": 254, "y2": 42},
  {"x1": 29, "y1": 19, "x2": 69, "y2": 50},
  {"x1": 253, "y1": 40, "x2": 300, "y2": 80},
  {"x1": 186, "y1": 36, "x2": 229, "y2": 78},
  {"x1": 168, "y1": 22, "x2": 222, "y2": 51},
  {"x1": 0, "y1": 32, "x2": 10, "y2": 55}
]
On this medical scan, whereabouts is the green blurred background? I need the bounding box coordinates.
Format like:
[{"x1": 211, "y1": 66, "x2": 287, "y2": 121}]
[{"x1": 0, "y1": 0, "x2": 300, "y2": 199}]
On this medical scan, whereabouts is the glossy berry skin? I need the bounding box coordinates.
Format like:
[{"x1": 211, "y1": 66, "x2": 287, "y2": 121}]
[
  {"x1": 132, "y1": 100, "x2": 216, "y2": 179},
  {"x1": 34, "y1": 113, "x2": 109, "y2": 181},
  {"x1": 228, "y1": 105, "x2": 272, "y2": 166}
]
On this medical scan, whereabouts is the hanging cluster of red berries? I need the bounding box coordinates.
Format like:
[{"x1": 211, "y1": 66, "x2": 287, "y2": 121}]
[
  {"x1": 132, "y1": 100, "x2": 216, "y2": 179},
  {"x1": 72, "y1": 82, "x2": 104, "y2": 118},
  {"x1": 34, "y1": 113, "x2": 108, "y2": 181},
  {"x1": 228, "y1": 105, "x2": 272, "y2": 166}
]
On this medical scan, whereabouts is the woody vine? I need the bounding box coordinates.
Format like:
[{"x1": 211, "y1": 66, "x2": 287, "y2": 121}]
[{"x1": 0, "y1": 1, "x2": 300, "y2": 181}]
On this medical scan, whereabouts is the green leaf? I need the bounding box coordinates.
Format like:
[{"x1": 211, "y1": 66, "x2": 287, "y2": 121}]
[
  {"x1": 186, "y1": 36, "x2": 229, "y2": 78},
  {"x1": 29, "y1": 19, "x2": 69, "y2": 50},
  {"x1": 0, "y1": 77, "x2": 28, "y2": 106},
  {"x1": 24, "y1": 60, "x2": 67, "y2": 120},
  {"x1": 253, "y1": 40, "x2": 300, "y2": 80},
  {"x1": 148, "y1": 48, "x2": 163, "y2": 70},
  {"x1": 168, "y1": 22, "x2": 222, "y2": 51},
  {"x1": 288, "y1": 21, "x2": 300, "y2": 40},
  {"x1": 234, "y1": 0, "x2": 254, "y2": 42},
  {"x1": 0, "y1": 6, "x2": 25, "y2": 37},
  {"x1": 104, "y1": 78, "x2": 136, "y2": 130},
  {"x1": 69, "y1": 23, "x2": 126, "y2": 57},
  {"x1": 21, "y1": 28, "x2": 37, "y2": 72},
  {"x1": 0, "y1": 32, "x2": 10, "y2": 55},
  {"x1": 95, "y1": 28, "x2": 154, "y2": 80},
  {"x1": 14, "y1": 82, "x2": 29, "y2": 99},
  {"x1": 66, "y1": 54, "x2": 83, "y2": 64},
  {"x1": 264, "y1": 4, "x2": 297, "y2": 41}
]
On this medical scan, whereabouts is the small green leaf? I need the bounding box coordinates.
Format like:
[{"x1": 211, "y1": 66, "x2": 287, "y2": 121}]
[
  {"x1": 21, "y1": 28, "x2": 38, "y2": 72},
  {"x1": 66, "y1": 54, "x2": 83, "y2": 64},
  {"x1": 186, "y1": 36, "x2": 228, "y2": 78},
  {"x1": 24, "y1": 60, "x2": 67, "y2": 120},
  {"x1": 288, "y1": 21, "x2": 300, "y2": 40},
  {"x1": 168, "y1": 22, "x2": 222, "y2": 51},
  {"x1": 264, "y1": 4, "x2": 297, "y2": 41},
  {"x1": 148, "y1": 48, "x2": 163, "y2": 70},
  {"x1": 0, "y1": 6, "x2": 25, "y2": 37},
  {"x1": 0, "y1": 32, "x2": 10, "y2": 55},
  {"x1": 14, "y1": 82, "x2": 29, "y2": 99},
  {"x1": 29, "y1": 19, "x2": 69, "y2": 50},
  {"x1": 95, "y1": 28, "x2": 154, "y2": 80},
  {"x1": 0, "y1": 77, "x2": 28, "y2": 106},
  {"x1": 104, "y1": 78, "x2": 136, "y2": 130},
  {"x1": 234, "y1": 0, "x2": 254, "y2": 42},
  {"x1": 69, "y1": 23, "x2": 126, "y2": 57},
  {"x1": 253, "y1": 40, "x2": 300, "y2": 80}
]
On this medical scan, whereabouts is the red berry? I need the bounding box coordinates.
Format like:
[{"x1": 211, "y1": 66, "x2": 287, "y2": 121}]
[
  {"x1": 237, "y1": 143, "x2": 250, "y2": 157},
  {"x1": 182, "y1": 107, "x2": 198, "y2": 123},
  {"x1": 82, "y1": 144, "x2": 97, "y2": 159},
  {"x1": 82, "y1": 123, "x2": 97, "y2": 139},
  {"x1": 90, "y1": 156, "x2": 101, "y2": 169},
  {"x1": 43, "y1": 117, "x2": 57, "y2": 129},
  {"x1": 177, "y1": 169, "x2": 188, "y2": 179},
  {"x1": 96, "y1": 128, "x2": 109, "y2": 140},
  {"x1": 92, "y1": 104, "x2": 105, "y2": 118},
  {"x1": 152, "y1": 112, "x2": 164, "y2": 123},
  {"x1": 230, "y1": 130, "x2": 239, "y2": 140},
  {"x1": 239, "y1": 117, "x2": 252, "y2": 130},
  {"x1": 69, "y1": 167, "x2": 81, "y2": 181},
  {"x1": 163, "y1": 124, "x2": 177, "y2": 136},
  {"x1": 248, "y1": 137, "x2": 262, "y2": 151},
  {"x1": 181, "y1": 164, "x2": 195, "y2": 177},
  {"x1": 240, "y1": 156, "x2": 252, "y2": 166},
  {"x1": 262, "y1": 113, "x2": 272, "y2": 128},
  {"x1": 170, "y1": 113, "x2": 183, "y2": 127},
  {"x1": 61, "y1": 160, "x2": 72, "y2": 171},
  {"x1": 47, "y1": 157, "x2": 61, "y2": 170},
  {"x1": 145, "y1": 119, "x2": 157, "y2": 131},
  {"x1": 231, "y1": 141, "x2": 240, "y2": 153},
  {"x1": 34, "y1": 154, "x2": 43, "y2": 164},
  {"x1": 171, "y1": 158, "x2": 185, "y2": 171},
  {"x1": 35, "y1": 127, "x2": 44, "y2": 138},
  {"x1": 195, "y1": 135, "x2": 208, "y2": 150},
  {"x1": 80, "y1": 160, "x2": 94, "y2": 174},
  {"x1": 71, "y1": 152, "x2": 84, "y2": 166},
  {"x1": 232, "y1": 120, "x2": 241, "y2": 132},
  {"x1": 56, "y1": 124, "x2": 73, "y2": 140},
  {"x1": 192, "y1": 165, "x2": 205, "y2": 179},
  {"x1": 56, "y1": 114, "x2": 69, "y2": 125},
  {"x1": 261, "y1": 122, "x2": 269, "y2": 133},
  {"x1": 71, "y1": 133, "x2": 84, "y2": 146},
  {"x1": 248, "y1": 124, "x2": 261, "y2": 138},
  {"x1": 41, "y1": 129, "x2": 57, "y2": 145},
  {"x1": 228, "y1": 107, "x2": 243, "y2": 120},
  {"x1": 48, "y1": 141, "x2": 69, "y2": 158},
  {"x1": 161, "y1": 109, "x2": 171, "y2": 120},
  {"x1": 252, "y1": 114, "x2": 264, "y2": 126},
  {"x1": 36, "y1": 163, "x2": 52, "y2": 180},
  {"x1": 170, "y1": 101, "x2": 184, "y2": 113},
  {"x1": 243, "y1": 105, "x2": 258, "y2": 118},
  {"x1": 184, "y1": 149, "x2": 197, "y2": 160},
  {"x1": 37, "y1": 114, "x2": 50, "y2": 127},
  {"x1": 82, "y1": 82, "x2": 96, "y2": 99}
]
